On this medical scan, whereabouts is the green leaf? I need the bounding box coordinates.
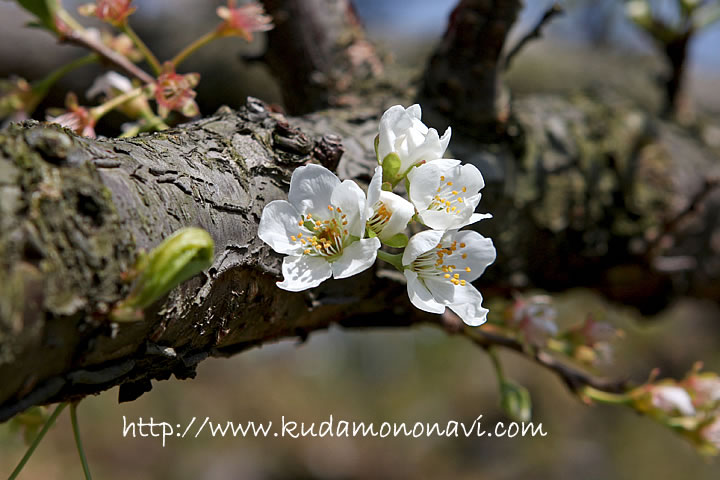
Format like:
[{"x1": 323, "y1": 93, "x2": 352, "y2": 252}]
[
  {"x1": 16, "y1": 0, "x2": 58, "y2": 31},
  {"x1": 112, "y1": 227, "x2": 214, "y2": 321},
  {"x1": 382, "y1": 233, "x2": 408, "y2": 248},
  {"x1": 500, "y1": 380, "x2": 532, "y2": 422},
  {"x1": 381, "y1": 152, "x2": 401, "y2": 184}
]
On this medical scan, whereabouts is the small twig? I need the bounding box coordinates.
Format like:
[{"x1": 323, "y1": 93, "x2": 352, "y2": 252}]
[
  {"x1": 504, "y1": 3, "x2": 564, "y2": 71},
  {"x1": 62, "y1": 30, "x2": 155, "y2": 84},
  {"x1": 8, "y1": 403, "x2": 68, "y2": 480},
  {"x1": 647, "y1": 176, "x2": 720, "y2": 254}
]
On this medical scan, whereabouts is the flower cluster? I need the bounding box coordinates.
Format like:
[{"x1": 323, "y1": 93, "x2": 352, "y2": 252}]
[
  {"x1": 216, "y1": 1, "x2": 274, "y2": 41},
  {"x1": 259, "y1": 104, "x2": 496, "y2": 325},
  {"x1": 628, "y1": 365, "x2": 720, "y2": 455}
]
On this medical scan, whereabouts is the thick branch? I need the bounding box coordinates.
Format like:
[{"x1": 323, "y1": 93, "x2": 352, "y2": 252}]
[
  {"x1": 263, "y1": 0, "x2": 384, "y2": 114},
  {"x1": 1, "y1": 84, "x2": 719, "y2": 421}
]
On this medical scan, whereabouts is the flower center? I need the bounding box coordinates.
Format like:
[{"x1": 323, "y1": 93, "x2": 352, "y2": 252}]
[
  {"x1": 429, "y1": 176, "x2": 467, "y2": 214},
  {"x1": 367, "y1": 202, "x2": 391, "y2": 235},
  {"x1": 289, "y1": 206, "x2": 349, "y2": 260},
  {"x1": 410, "y1": 240, "x2": 471, "y2": 287}
]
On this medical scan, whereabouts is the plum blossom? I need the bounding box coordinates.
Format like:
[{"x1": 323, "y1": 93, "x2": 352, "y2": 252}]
[
  {"x1": 155, "y1": 63, "x2": 200, "y2": 118},
  {"x1": 377, "y1": 104, "x2": 451, "y2": 181},
  {"x1": 86, "y1": 71, "x2": 133, "y2": 99},
  {"x1": 686, "y1": 373, "x2": 720, "y2": 408},
  {"x1": 258, "y1": 164, "x2": 380, "y2": 291},
  {"x1": 79, "y1": 0, "x2": 135, "y2": 25},
  {"x1": 650, "y1": 385, "x2": 696, "y2": 416},
  {"x1": 700, "y1": 417, "x2": 720, "y2": 451},
  {"x1": 46, "y1": 93, "x2": 96, "y2": 137},
  {"x1": 402, "y1": 229, "x2": 496, "y2": 326},
  {"x1": 216, "y1": 1, "x2": 274, "y2": 41},
  {"x1": 408, "y1": 159, "x2": 491, "y2": 230},
  {"x1": 366, "y1": 166, "x2": 414, "y2": 242},
  {"x1": 507, "y1": 295, "x2": 558, "y2": 346}
]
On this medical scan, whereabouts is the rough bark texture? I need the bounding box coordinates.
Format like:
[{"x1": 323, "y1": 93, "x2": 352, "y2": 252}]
[
  {"x1": 1, "y1": 0, "x2": 720, "y2": 422},
  {"x1": 264, "y1": 0, "x2": 384, "y2": 114},
  {"x1": 419, "y1": 0, "x2": 522, "y2": 139}
]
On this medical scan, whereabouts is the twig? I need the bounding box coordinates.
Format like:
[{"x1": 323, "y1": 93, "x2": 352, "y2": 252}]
[
  {"x1": 647, "y1": 176, "x2": 720, "y2": 254},
  {"x1": 504, "y1": 3, "x2": 564, "y2": 71},
  {"x1": 62, "y1": 30, "x2": 155, "y2": 84}
]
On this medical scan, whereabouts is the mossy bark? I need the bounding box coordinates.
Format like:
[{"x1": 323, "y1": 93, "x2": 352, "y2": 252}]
[{"x1": 1, "y1": 87, "x2": 719, "y2": 421}]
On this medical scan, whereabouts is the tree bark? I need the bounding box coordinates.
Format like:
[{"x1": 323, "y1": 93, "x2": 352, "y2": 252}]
[{"x1": 1, "y1": 0, "x2": 720, "y2": 422}]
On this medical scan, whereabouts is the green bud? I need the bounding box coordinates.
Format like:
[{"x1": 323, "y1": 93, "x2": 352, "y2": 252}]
[
  {"x1": 500, "y1": 380, "x2": 532, "y2": 422},
  {"x1": 381, "y1": 153, "x2": 401, "y2": 185},
  {"x1": 382, "y1": 233, "x2": 408, "y2": 248},
  {"x1": 381, "y1": 181, "x2": 393, "y2": 192},
  {"x1": 112, "y1": 227, "x2": 214, "y2": 322}
]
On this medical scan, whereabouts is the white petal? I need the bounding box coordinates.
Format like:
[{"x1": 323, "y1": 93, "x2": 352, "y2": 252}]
[
  {"x1": 377, "y1": 191, "x2": 414, "y2": 241},
  {"x1": 331, "y1": 180, "x2": 367, "y2": 238},
  {"x1": 408, "y1": 164, "x2": 441, "y2": 210},
  {"x1": 331, "y1": 237, "x2": 381, "y2": 279},
  {"x1": 258, "y1": 200, "x2": 304, "y2": 255},
  {"x1": 404, "y1": 270, "x2": 445, "y2": 314},
  {"x1": 406, "y1": 104, "x2": 422, "y2": 120},
  {"x1": 367, "y1": 166, "x2": 383, "y2": 207},
  {"x1": 417, "y1": 210, "x2": 463, "y2": 230},
  {"x1": 439, "y1": 126, "x2": 451, "y2": 153},
  {"x1": 288, "y1": 164, "x2": 340, "y2": 216},
  {"x1": 402, "y1": 230, "x2": 445, "y2": 266},
  {"x1": 277, "y1": 255, "x2": 332, "y2": 291},
  {"x1": 454, "y1": 231, "x2": 496, "y2": 282},
  {"x1": 449, "y1": 294, "x2": 489, "y2": 326}
]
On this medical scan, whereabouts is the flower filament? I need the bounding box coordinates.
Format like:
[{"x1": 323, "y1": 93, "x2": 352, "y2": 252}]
[
  {"x1": 289, "y1": 205, "x2": 350, "y2": 260},
  {"x1": 410, "y1": 240, "x2": 470, "y2": 287},
  {"x1": 431, "y1": 178, "x2": 468, "y2": 214}
]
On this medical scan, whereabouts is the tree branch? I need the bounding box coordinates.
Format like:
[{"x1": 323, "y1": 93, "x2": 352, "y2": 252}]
[{"x1": 503, "y1": 3, "x2": 564, "y2": 71}]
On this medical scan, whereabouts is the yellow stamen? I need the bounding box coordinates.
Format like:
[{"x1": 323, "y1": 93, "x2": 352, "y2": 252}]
[
  {"x1": 460, "y1": 243, "x2": 466, "y2": 248},
  {"x1": 291, "y1": 236, "x2": 297, "y2": 241},
  {"x1": 444, "y1": 274, "x2": 451, "y2": 279},
  {"x1": 453, "y1": 274, "x2": 460, "y2": 279},
  {"x1": 462, "y1": 253, "x2": 467, "y2": 259},
  {"x1": 465, "y1": 267, "x2": 471, "y2": 272}
]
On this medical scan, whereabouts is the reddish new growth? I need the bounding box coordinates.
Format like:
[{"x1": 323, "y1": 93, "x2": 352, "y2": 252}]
[
  {"x1": 95, "y1": 0, "x2": 135, "y2": 24},
  {"x1": 46, "y1": 93, "x2": 96, "y2": 138},
  {"x1": 79, "y1": 0, "x2": 135, "y2": 25},
  {"x1": 216, "y1": 1, "x2": 274, "y2": 41},
  {"x1": 154, "y1": 63, "x2": 200, "y2": 118}
]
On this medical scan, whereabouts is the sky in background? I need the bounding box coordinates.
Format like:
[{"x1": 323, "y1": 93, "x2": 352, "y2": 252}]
[{"x1": 353, "y1": 0, "x2": 720, "y2": 72}]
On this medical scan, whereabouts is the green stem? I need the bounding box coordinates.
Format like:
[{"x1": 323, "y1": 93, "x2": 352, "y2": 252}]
[
  {"x1": 487, "y1": 346, "x2": 506, "y2": 386},
  {"x1": 70, "y1": 402, "x2": 93, "y2": 480},
  {"x1": 376, "y1": 250, "x2": 405, "y2": 272},
  {"x1": 55, "y1": 7, "x2": 85, "y2": 32},
  {"x1": 121, "y1": 23, "x2": 162, "y2": 75},
  {"x1": 89, "y1": 86, "x2": 148, "y2": 121},
  {"x1": 33, "y1": 54, "x2": 98, "y2": 97},
  {"x1": 8, "y1": 402, "x2": 68, "y2": 480},
  {"x1": 171, "y1": 30, "x2": 221, "y2": 68},
  {"x1": 582, "y1": 385, "x2": 632, "y2": 405}
]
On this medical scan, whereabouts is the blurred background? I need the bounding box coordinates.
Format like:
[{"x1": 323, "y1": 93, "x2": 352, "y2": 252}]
[{"x1": 1, "y1": 0, "x2": 720, "y2": 478}]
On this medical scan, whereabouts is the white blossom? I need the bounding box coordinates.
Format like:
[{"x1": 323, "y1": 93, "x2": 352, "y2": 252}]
[
  {"x1": 86, "y1": 71, "x2": 133, "y2": 99},
  {"x1": 651, "y1": 385, "x2": 696, "y2": 416},
  {"x1": 402, "y1": 229, "x2": 496, "y2": 326},
  {"x1": 377, "y1": 104, "x2": 451, "y2": 180},
  {"x1": 365, "y1": 166, "x2": 414, "y2": 242},
  {"x1": 407, "y1": 159, "x2": 491, "y2": 230},
  {"x1": 258, "y1": 164, "x2": 380, "y2": 291},
  {"x1": 701, "y1": 417, "x2": 720, "y2": 450}
]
